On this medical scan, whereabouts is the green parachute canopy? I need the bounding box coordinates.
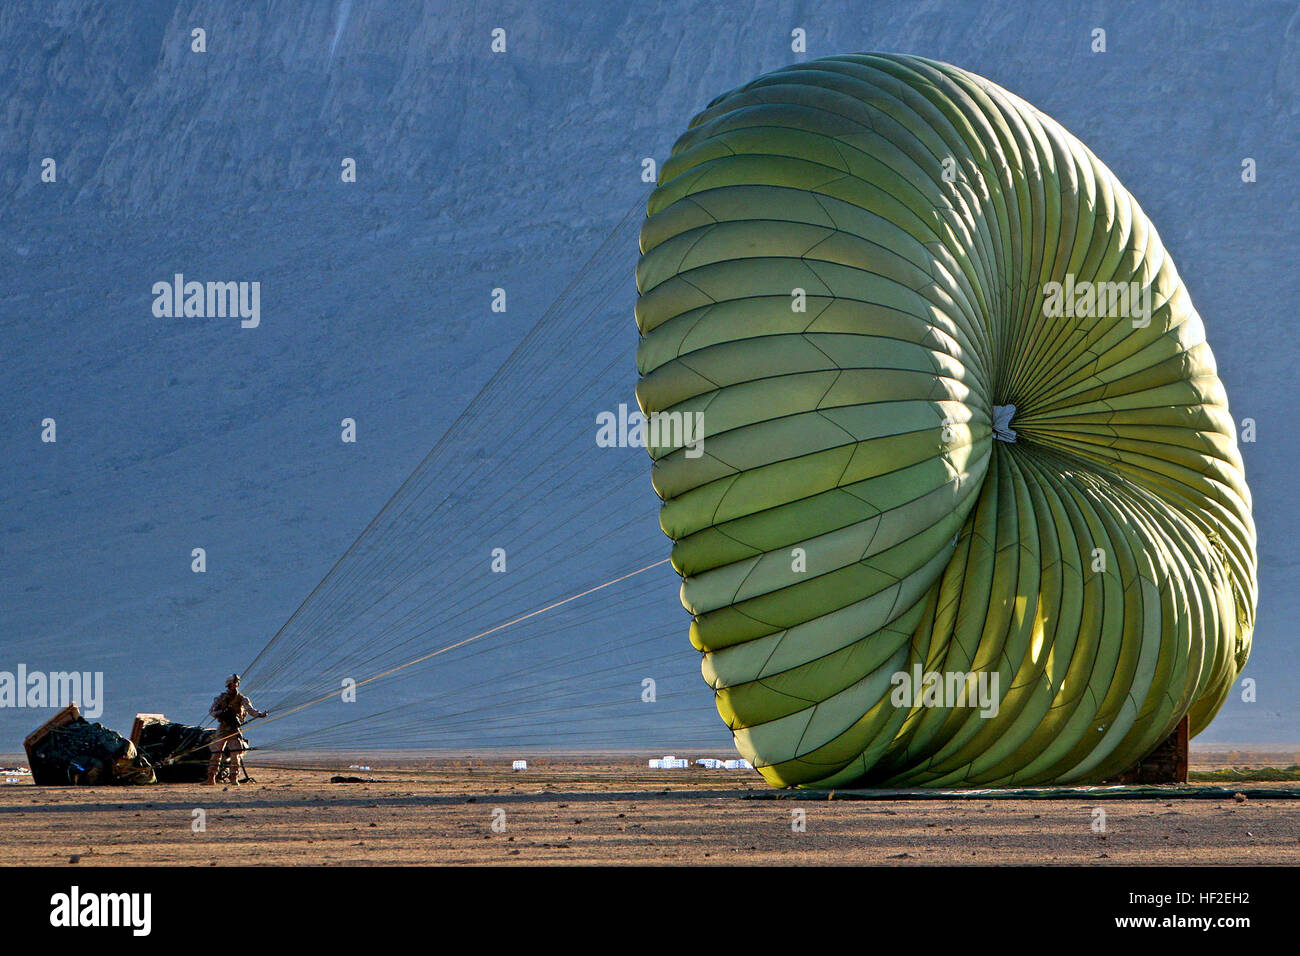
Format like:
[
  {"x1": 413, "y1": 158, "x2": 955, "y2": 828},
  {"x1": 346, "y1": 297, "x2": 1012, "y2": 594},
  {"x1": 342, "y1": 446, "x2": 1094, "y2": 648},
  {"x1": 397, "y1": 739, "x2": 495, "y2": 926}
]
[{"x1": 635, "y1": 53, "x2": 1257, "y2": 788}]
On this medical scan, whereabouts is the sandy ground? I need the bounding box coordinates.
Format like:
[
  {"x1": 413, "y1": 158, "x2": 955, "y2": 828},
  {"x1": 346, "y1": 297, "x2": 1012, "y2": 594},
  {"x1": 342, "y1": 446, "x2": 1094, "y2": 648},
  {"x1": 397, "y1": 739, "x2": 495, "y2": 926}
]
[{"x1": 1, "y1": 751, "x2": 1298, "y2": 866}]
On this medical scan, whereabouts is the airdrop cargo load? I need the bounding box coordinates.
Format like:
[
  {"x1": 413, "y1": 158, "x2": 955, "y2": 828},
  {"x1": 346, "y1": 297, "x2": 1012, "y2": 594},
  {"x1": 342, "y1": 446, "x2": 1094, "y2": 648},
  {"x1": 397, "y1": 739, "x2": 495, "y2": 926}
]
[
  {"x1": 131, "y1": 713, "x2": 215, "y2": 783},
  {"x1": 24, "y1": 704, "x2": 155, "y2": 786}
]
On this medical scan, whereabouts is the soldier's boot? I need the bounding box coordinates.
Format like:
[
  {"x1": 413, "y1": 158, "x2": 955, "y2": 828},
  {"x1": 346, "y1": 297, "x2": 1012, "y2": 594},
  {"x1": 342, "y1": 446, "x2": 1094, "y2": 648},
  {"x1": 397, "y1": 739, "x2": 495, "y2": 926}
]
[{"x1": 204, "y1": 751, "x2": 223, "y2": 785}]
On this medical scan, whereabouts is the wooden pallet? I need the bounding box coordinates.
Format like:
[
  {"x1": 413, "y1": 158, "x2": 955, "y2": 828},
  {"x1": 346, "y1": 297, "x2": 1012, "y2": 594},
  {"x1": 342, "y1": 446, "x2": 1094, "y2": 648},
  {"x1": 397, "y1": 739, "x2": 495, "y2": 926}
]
[{"x1": 22, "y1": 703, "x2": 82, "y2": 780}]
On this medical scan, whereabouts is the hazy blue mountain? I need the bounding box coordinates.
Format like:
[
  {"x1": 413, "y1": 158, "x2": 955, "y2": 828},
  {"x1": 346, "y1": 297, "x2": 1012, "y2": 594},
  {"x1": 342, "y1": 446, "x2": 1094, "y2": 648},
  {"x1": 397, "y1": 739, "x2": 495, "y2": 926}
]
[{"x1": 2, "y1": 0, "x2": 1296, "y2": 752}]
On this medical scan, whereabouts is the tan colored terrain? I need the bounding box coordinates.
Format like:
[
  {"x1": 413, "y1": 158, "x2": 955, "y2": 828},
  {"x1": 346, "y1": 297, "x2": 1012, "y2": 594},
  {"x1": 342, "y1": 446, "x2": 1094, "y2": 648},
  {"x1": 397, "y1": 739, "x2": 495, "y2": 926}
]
[{"x1": 1, "y1": 751, "x2": 1297, "y2": 865}]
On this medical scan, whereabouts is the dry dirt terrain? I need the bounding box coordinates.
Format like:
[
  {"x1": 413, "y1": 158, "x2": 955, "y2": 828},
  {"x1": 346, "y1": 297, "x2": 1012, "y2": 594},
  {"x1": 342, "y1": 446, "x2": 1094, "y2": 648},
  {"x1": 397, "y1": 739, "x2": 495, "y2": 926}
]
[{"x1": 1, "y1": 751, "x2": 1297, "y2": 866}]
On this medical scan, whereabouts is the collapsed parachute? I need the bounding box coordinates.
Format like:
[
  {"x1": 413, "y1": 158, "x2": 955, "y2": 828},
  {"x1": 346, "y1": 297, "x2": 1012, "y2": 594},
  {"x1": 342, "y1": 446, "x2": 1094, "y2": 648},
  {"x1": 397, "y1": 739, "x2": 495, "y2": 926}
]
[{"x1": 635, "y1": 54, "x2": 1257, "y2": 787}]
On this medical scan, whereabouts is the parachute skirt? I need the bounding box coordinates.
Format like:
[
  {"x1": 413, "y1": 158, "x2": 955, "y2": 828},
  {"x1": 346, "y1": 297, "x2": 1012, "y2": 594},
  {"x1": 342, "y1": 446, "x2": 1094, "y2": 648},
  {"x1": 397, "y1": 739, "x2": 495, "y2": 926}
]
[{"x1": 635, "y1": 54, "x2": 1256, "y2": 788}]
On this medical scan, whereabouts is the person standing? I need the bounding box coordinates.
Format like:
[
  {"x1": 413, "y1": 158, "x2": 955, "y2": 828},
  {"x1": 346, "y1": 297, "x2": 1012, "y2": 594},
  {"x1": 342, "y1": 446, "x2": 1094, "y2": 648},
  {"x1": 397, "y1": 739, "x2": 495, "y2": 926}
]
[{"x1": 204, "y1": 674, "x2": 267, "y2": 785}]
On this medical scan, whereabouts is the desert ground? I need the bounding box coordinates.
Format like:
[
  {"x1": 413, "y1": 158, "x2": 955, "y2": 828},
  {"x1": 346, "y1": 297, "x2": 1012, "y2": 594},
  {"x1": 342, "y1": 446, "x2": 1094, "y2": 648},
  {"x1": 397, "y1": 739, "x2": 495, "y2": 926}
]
[{"x1": 1, "y1": 749, "x2": 1297, "y2": 866}]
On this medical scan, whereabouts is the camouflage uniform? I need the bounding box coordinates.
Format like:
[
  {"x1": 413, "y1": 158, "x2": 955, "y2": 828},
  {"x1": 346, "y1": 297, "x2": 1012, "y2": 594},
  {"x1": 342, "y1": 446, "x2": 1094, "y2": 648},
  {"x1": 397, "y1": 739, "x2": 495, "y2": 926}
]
[{"x1": 205, "y1": 678, "x2": 265, "y2": 784}]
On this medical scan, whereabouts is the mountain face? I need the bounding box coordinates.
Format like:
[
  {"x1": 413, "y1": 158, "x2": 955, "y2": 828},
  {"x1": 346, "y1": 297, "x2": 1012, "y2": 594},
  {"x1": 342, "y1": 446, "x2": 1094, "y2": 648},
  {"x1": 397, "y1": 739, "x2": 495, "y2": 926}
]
[{"x1": 2, "y1": 0, "x2": 1297, "y2": 749}]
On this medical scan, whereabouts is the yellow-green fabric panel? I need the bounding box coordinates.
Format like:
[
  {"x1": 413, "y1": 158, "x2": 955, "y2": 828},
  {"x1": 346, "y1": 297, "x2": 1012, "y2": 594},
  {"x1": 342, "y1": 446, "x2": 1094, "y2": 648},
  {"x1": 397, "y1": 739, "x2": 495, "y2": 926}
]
[{"x1": 636, "y1": 53, "x2": 1257, "y2": 788}]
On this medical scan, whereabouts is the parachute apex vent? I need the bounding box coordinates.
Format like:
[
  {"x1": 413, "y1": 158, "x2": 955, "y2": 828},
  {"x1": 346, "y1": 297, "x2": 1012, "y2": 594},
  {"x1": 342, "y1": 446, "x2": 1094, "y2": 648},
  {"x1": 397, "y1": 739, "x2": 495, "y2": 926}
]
[{"x1": 992, "y1": 404, "x2": 1018, "y2": 443}]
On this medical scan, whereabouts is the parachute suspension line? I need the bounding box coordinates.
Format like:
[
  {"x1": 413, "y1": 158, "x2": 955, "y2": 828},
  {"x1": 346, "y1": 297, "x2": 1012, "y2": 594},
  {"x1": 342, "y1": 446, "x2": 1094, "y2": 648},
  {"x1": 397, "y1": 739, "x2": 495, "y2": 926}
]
[
  {"x1": 254, "y1": 717, "x2": 726, "y2": 757},
  {"x1": 246, "y1": 586, "x2": 714, "y2": 751},
  {"x1": 252, "y1": 574, "x2": 681, "y2": 738},
  {"x1": 235, "y1": 238, "x2": 655, "y2": 712},
  {"x1": 273, "y1": 267, "x2": 646, "y2": 669},
  {"x1": 259, "y1": 259, "x2": 638, "y2": 679},
  {"x1": 258, "y1": 695, "x2": 715, "y2": 752},
  {"x1": 257, "y1": 623, "x2": 696, "y2": 749},
  {"x1": 275, "y1": 486, "x2": 653, "y2": 700},
  {"x1": 382, "y1": 591, "x2": 687, "y2": 710},
  {"x1": 257, "y1": 446, "x2": 648, "y2": 698},
  {"x1": 344, "y1": 589, "x2": 675, "y2": 709},
  {"x1": 239, "y1": 197, "x2": 646, "y2": 685},
  {"x1": 312, "y1": 334, "x2": 652, "y2": 665},
  {"x1": 198, "y1": 186, "x2": 722, "y2": 754},
  {"x1": 172, "y1": 554, "x2": 676, "y2": 762},
  {"x1": 259, "y1": 652, "x2": 699, "y2": 751},
  {"x1": 244, "y1": 557, "x2": 671, "y2": 731},
  {"x1": 251, "y1": 483, "x2": 661, "y2": 717}
]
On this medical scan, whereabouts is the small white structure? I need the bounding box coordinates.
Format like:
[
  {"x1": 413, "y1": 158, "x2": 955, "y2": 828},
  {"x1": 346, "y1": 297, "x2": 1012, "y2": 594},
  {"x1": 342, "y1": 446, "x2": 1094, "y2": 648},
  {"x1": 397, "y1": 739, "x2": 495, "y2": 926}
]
[
  {"x1": 723, "y1": 759, "x2": 754, "y2": 770},
  {"x1": 649, "y1": 754, "x2": 689, "y2": 769},
  {"x1": 511, "y1": 759, "x2": 528, "y2": 770},
  {"x1": 696, "y1": 758, "x2": 724, "y2": 769}
]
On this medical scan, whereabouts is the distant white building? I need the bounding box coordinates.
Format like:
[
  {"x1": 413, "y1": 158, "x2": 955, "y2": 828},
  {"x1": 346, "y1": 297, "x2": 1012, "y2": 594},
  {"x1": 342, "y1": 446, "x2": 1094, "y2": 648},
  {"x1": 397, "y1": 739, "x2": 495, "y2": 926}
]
[
  {"x1": 648, "y1": 755, "x2": 752, "y2": 769},
  {"x1": 649, "y1": 754, "x2": 689, "y2": 769}
]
